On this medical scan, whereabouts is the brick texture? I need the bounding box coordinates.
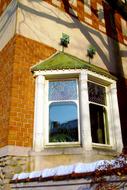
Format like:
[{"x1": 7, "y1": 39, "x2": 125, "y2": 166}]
[
  {"x1": 1, "y1": 0, "x2": 127, "y2": 45},
  {"x1": 0, "y1": 34, "x2": 56, "y2": 148},
  {"x1": 0, "y1": 36, "x2": 15, "y2": 147},
  {"x1": 44, "y1": 0, "x2": 127, "y2": 45}
]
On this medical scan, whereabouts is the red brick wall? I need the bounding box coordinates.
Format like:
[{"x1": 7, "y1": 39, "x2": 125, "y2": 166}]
[
  {"x1": 44, "y1": 0, "x2": 127, "y2": 45},
  {"x1": 8, "y1": 34, "x2": 56, "y2": 147},
  {"x1": 0, "y1": 36, "x2": 15, "y2": 147},
  {"x1": 1, "y1": 0, "x2": 127, "y2": 45}
]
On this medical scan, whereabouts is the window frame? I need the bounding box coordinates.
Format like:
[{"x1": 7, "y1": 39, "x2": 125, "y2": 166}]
[
  {"x1": 45, "y1": 78, "x2": 81, "y2": 147},
  {"x1": 33, "y1": 70, "x2": 123, "y2": 152},
  {"x1": 88, "y1": 80, "x2": 110, "y2": 146}
]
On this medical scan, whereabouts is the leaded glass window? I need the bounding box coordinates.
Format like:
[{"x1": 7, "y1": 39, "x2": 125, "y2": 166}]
[
  {"x1": 49, "y1": 80, "x2": 77, "y2": 101},
  {"x1": 88, "y1": 82, "x2": 106, "y2": 105},
  {"x1": 48, "y1": 79, "x2": 79, "y2": 143}
]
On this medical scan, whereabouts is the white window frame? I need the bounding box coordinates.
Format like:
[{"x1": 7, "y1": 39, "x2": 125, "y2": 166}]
[
  {"x1": 88, "y1": 80, "x2": 109, "y2": 145},
  {"x1": 45, "y1": 78, "x2": 81, "y2": 146},
  {"x1": 33, "y1": 70, "x2": 123, "y2": 152}
]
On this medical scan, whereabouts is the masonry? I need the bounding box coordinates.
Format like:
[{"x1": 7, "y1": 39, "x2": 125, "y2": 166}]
[{"x1": 0, "y1": 0, "x2": 127, "y2": 189}]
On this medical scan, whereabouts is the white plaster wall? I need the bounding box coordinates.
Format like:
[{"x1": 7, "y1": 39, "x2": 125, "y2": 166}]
[
  {"x1": 0, "y1": 0, "x2": 17, "y2": 51},
  {"x1": 17, "y1": 0, "x2": 126, "y2": 76}
]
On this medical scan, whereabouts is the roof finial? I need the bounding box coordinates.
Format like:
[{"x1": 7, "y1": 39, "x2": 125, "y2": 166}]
[
  {"x1": 87, "y1": 45, "x2": 96, "y2": 64},
  {"x1": 60, "y1": 33, "x2": 70, "y2": 52}
]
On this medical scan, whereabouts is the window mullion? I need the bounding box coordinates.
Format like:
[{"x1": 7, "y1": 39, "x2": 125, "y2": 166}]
[
  {"x1": 79, "y1": 71, "x2": 92, "y2": 150},
  {"x1": 33, "y1": 74, "x2": 45, "y2": 151}
]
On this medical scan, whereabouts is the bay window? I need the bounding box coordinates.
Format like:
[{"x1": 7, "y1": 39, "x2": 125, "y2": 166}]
[{"x1": 33, "y1": 70, "x2": 123, "y2": 152}]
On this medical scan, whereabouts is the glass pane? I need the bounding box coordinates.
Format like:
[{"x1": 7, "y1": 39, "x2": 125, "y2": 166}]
[
  {"x1": 89, "y1": 103, "x2": 109, "y2": 144},
  {"x1": 49, "y1": 102, "x2": 78, "y2": 142},
  {"x1": 49, "y1": 80, "x2": 77, "y2": 101},
  {"x1": 88, "y1": 82, "x2": 106, "y2": 105}
]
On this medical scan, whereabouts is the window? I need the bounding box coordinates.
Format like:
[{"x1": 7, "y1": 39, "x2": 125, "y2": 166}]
[
  {"x1": 33, "y1": 70, "x2": 123, "y2": 152},
  {"x1": 48, "y1": 79, "x2": 79, "y2": 144},
  {"x1": 88, "y1": 81, "x2": 109, "y2": 144}
]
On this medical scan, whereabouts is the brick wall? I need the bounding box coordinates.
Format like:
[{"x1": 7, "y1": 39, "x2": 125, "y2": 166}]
[
  {"x1": 1, "y1": 34, "x2": 127, "y2": 148},
  {"x1": 8, "y1": 34, "x2": 56, "y2": 147},
  {"x1": 0, "y1": 36, "x2": 15, "y2": 148},
  {"x1": 44, "y1": 0, "x2": 127, "y2": 45},
  {"x1": 1, "y1": 0, "x2": 127, "y2": 45}
]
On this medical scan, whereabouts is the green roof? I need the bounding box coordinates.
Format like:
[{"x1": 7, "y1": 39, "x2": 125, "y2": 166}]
[{"x1": 31, "y1": 51, "x2": 116, "y2": 79}]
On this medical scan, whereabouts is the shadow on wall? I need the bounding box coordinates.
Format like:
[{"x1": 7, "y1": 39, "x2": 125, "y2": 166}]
[
  {"x1": 8, "y1": 0, "x2": 127, "y2": 146},
  {"x1": 17, "y1": 1, "x2": 127, "y2": 73},
  {"x1": 0, "y1": 0, "x2": 17, "y2": 34}
]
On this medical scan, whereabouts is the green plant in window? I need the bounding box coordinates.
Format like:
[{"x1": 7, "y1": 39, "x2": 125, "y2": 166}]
[
  {"x1": 49, "y1": 133, "x2": 73, "y2": 142},
  {"x1": 49, "y1": 126, "x2": 78, "y2": 142}
]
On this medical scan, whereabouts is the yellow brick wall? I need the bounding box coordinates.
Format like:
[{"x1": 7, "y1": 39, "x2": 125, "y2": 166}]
[
  {"x1": 7, "y1": 34, "x2": 56, "y2": 147},
  {"x1": 0, "y1": 36, "x2": 15, "y2": 147}
]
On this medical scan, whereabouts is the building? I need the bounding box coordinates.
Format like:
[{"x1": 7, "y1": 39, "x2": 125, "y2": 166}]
[{"x1": 0, "y1": 0, "x2": 127, "y2": 189}]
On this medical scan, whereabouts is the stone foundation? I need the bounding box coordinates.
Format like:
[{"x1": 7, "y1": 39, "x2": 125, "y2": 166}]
[{"x1": 0, "y1": 156, "x2": 30, "y2": 190}]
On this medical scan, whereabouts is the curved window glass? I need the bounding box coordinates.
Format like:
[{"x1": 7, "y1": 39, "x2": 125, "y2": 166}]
[
  {"x1": 48, "y1": 79, "x2": 79, "y2": 144},
  {"x1": 49, "y1": 102, "x2": 78, "y2": 142}
]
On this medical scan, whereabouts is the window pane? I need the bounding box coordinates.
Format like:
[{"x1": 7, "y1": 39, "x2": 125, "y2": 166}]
[
  {"x1": 89, "y1": 104, "x2": 109, "y2": 144},
  {"x1": 49, "y1": 80, "x2": 77, "y2": 101},
  {"x1": 49, "y1": 102, "x2": 78, "y2": 142},
  {"x1": 88, "y1": 82, "x2": 106, "y2": 105}
]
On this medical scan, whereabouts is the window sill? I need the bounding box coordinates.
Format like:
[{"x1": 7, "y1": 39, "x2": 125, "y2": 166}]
[
  {"x1": 30, "y1": 146, "x2": 83, "y2": 156},
  {"x1": 45, "y1": 142, "x2": 81, "y2": 148},
  {"x1": 92, "y1": 143, "x2": 113, "y2": 150},
  {"x1": 92, "y1": 143, "x2": 118, "y2": 154},
  {"x1": 92, "y1": 144, "x2": 119, "y2": 157},
  {"x1": 30, "y1": 145, "x2": 118, "y2": 157}
]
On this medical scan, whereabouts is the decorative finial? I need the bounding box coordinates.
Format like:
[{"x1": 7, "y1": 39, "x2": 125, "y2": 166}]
[
  {"x1": 87, "y1": 45, "x2": 96, "y2": 64},
  {"x1": 60, "y1": 33, "x2": 70, "y2": 52}
]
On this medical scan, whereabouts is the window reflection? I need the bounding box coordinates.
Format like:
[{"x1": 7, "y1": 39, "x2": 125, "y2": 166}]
[{"x1": 49, "y1": 102, "x2": 78, "y2": 142}]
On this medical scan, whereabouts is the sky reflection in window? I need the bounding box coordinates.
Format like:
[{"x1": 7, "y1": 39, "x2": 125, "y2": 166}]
[{"x1": 49, "y1": 102, "x2": 78, "y2": 142}]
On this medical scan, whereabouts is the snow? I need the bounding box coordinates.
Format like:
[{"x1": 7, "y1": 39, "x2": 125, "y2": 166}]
[
  {"x1": 29, "y1": 171, "x2": 42, "y2": 179},
  {"x1": 74, "y1": 162, "x2": 97, "y2": 173},
  {"x1": 18, "y1": 173, "x2": 29, "y2": 180},
  {"x1": 96, "y1": 160, "x2": 111, "y2": 170},
  {"x1": 12, "y1": 158, "x2": 125, "y2": 181},
  {"x1": 42, "y1": 167, "x2": 57, "y2": 178},
  {"x1": 12, "y1": 174, "x2": 19, "y2": 180},
  {"x1": 55, "y1": 164, "x2": 74, "y2": 176}
]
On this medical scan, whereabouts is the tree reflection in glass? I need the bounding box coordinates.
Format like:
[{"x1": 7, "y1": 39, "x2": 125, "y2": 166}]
[{"x1": 49, "y1": 102, "x2": 78, "y2": 142}]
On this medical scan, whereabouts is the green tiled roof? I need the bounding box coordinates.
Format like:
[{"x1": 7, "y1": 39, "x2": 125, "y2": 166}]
[{"x1": 31, "y1": 51, "x2": 116, "y2": 79}]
